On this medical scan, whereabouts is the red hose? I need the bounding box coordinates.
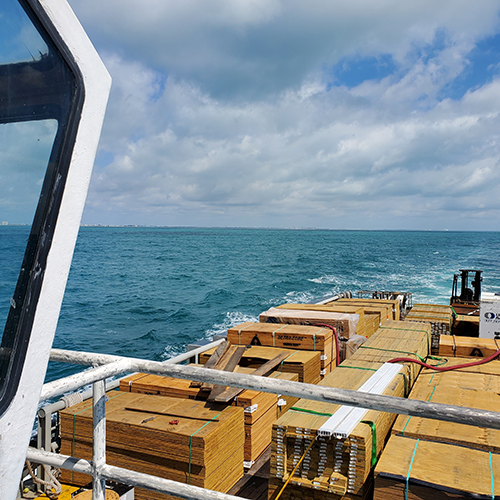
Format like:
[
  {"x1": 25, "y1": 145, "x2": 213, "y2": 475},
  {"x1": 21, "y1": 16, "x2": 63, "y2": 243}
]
[
  {"x1": 387, "y1": 348, "x2": 500, "y2": 371},
  {"x1": 313, "y1": 323, "x2": 340, "y2": 367}
]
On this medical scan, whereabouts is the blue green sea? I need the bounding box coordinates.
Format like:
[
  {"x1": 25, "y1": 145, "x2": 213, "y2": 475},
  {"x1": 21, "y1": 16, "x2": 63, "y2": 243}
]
[{"x1": 2, "y1": 227, "x2": 500, "y2": 382}]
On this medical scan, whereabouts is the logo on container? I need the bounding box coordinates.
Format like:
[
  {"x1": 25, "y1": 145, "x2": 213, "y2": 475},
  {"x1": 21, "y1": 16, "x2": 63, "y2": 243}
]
[{"x1": 485, "y1": 312, "x2": 496, "y2": 319}]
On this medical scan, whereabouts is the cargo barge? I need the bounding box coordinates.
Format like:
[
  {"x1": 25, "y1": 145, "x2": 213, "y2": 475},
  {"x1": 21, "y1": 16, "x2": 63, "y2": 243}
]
[{"x1": 1, "y1": 1, "x2": 500, "y2": 500}]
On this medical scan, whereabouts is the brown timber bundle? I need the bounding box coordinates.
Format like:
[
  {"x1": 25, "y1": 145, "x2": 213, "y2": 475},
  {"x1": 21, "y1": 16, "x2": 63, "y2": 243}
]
[
  {"x1": 60, "y1": 391, "x2": 244, "y2": 500},
  {"x1": 405, "y1": 304, "x2": 451, "y2": 354},
  {"x1": 259, "y1": 307, "x2": 362, "y2": 339},
  {"x1": 391, "y1": 358, "x2": 500, "y2": 452},
  {"x1": 227, "y1": 322, "x2": 335, "y2": 370},
  {"x1": 275, "y1": 304, "x2": 373, "y2": 338},
  {"x1": 335, "y1": 298, "x2": 400, "y2": 321},
  {"x1": 120, "y1": 368, "x2": 299, "y2": 463},
  {"x1": 374, "y1": 436, "x2": 499, "y2": 499},
  {"x1": 347, "y1": 320, "x2": 430, "y2": 386},
  {"x1": 270, "y1": 360, "x2": 407, "y2": 497},
  {"x1": 200, "y1": 345, "x2": 322, "y2": 384},
  {"x1": 439, "y1": 335, "x2": 500, "y2": 358}
]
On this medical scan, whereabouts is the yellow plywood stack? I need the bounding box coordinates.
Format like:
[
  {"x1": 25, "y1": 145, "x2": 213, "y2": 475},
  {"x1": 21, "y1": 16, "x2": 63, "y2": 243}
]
[
  {"x1": 439, "y1": 335, "x2": 500, "y2": 358},
  {"x1": 374, "y1": 436, "x2": 500, "y2": 500},
  {"x1": 374, "y1": 358, "x2": 500, "y2": 499},
  {"x1": 270, "y1": 362, "x2": 407, "y2": 497},
  {"x1": 347, "y1": 320, "x2": 431, "y2": 387},
  {"x1": 60, "y1": 392, "x2": 244, "y2": 500},
  {"x1": 335, "y1": 298, "x2": 400, "y2": 321},
  {"x1": 405, "y1": 304, "x2": 451, "y2": 354},
  {"x1": 120, "y1": 368, "x2": 299, "y2": 464},
  {"x1": 200, "y1": 345, "x2": 321, "y2": 384},
  {"x1": 227, "y1": 322, "x2": 336, "y2": 375},
  {"x1": 260, "y1": 307, "x2": 363, "y2": 339}
]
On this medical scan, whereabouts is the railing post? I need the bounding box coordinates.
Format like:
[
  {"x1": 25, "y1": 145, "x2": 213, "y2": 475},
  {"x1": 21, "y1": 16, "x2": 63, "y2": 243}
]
[{"x1": 93, "y1": 380, "x2": 106, "y2": 500}]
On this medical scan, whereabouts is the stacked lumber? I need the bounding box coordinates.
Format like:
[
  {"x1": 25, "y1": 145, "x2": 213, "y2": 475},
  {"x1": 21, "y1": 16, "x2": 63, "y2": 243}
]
[
  {"x1": 227, "y1": 322, "x2": 336, "y2": 375},
  {"x1": 270, "y1": 362, "x2": 407, "y2": 497},
  {"x1": 260, "y1": 307, "x2": 362, "y2": 339},
  {"x1": 200, "y1": 345, "x2": 321, "y2": 384},
  {"x1": 120, "y1": 367, "x2": 299, "y2": 464},
  {"x1": 405, "y1": 304, "x2": 451, "y2": 354},
  {"x1": 60, "y1": 392, "x2": 244, "y2": 500},
  {"x1": 347, "y1": 320, "x2": 431, "y2": 386},
  {"x1": 276, "y1": 303, "x2": 383, "y2": 340},
  {"x1": 439, "y1": 335, "x2": 500, "y2": 358},
  {"x1": 334, "y1": 298, "x2": 400, "y2": 321},
  {"x1": 374, "y1": 436, "x2": 499, "y2": 499},
  {"x1": 375, "y1": 357, "x2": 500, "y2": 498}
]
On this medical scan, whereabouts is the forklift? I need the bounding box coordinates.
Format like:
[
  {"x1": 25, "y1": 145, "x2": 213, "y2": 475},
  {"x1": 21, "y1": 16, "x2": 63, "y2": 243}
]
[{"x1": 450, "y1": 269, "x2": 482, "y2": 336}]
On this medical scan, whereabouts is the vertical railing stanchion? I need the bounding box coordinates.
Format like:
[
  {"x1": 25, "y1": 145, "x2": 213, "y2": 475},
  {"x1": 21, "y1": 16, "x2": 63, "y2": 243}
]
[{"x1": 93, "y1": 379, "x2": 106, "y2": 500}]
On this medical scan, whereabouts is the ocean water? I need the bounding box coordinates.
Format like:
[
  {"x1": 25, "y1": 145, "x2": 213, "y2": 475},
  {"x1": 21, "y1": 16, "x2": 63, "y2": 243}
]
[{"x1": 2, "y1": 227, "x2": 500, "y2": 383}]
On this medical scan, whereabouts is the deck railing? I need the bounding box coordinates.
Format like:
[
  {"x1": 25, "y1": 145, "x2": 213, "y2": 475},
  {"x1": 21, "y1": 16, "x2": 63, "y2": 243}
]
[{"x1": 30, "y1": 344, "x2": 500, "y2": 500}]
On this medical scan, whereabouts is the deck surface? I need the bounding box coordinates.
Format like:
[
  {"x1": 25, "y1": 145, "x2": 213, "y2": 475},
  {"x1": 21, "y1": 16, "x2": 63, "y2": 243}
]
[{"x1": 229, "y1": 447, "x2": 271, "y2": 500}]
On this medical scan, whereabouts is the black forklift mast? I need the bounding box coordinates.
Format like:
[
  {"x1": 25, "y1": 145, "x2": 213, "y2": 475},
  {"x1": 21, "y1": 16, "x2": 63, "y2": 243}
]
[{"x1": 451, "y1": 269, "x2": 482, "y2": 305}]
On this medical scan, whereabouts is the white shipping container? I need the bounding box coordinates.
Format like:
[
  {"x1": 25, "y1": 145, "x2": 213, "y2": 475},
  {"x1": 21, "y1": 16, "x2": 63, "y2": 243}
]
[{"x1": 479, "y1": 292, "x2": 500, "y2": 339}]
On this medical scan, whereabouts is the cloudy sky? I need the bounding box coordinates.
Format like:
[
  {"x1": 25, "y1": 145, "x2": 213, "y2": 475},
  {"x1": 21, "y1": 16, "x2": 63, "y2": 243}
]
[{"x1": 67, "y1": 0, "x2": 500, "y2": 230}]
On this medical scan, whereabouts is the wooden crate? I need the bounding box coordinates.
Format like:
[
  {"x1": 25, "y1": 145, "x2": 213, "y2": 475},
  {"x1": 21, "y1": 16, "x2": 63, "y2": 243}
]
[
  {"x1": 374, "y1": 435, "x2": 500, "y2": 499},
  {"x1": 200, "y1": 345, "x2": 321, "y2": 384},
  {"x1": 405, "y1": 305, "x2": 451, "y2": 354},
  {"x1": 391, "y1": 358, "x2": 500, "y2": 452},
  {"x1": 60, "y1": 391, "x2": 244, "y2": 498},
  {"x1": 439, "y1": 335, "x2": 500, "y2": 358},
  {"x1": 260, "y1": 307, "x2": 363, "y2": 338},
  {"x1": 120, "y1": 368, "x2": 299, "y2": 464},
  {"x1": 227, "y1": 322, "x2": 335, "y2": 369}
]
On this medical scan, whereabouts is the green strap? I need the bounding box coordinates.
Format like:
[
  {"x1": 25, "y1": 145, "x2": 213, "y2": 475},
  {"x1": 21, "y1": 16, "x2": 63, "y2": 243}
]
[
  {"x1": 289, "y1": 407, "x2": 333, "y2": 417},
  {"x1": 359, "y1": 345, "x2": 426, "y2": 363},
  {"x1": 188, "y1": 410, "x2": 225, "y2": 484},
  {"x1": 406, "y1": 439, "x2": 419, "y2": 500},
  {"x1": 337, "y1": 365, "x2": 377, "y2": 372},
  {"x1": 280, "y1": 350, "x2": 300, "y2": 372},
  {"x1": 490, "y1": 451, "x2": 495, "y2": 499},
  {"x1": 361, "y1": 420, "x2": 377, "y2": 467},
  {"x1": 238, "y1": 323, "x2": 254, "y2": 344},
  {"x1": 272, "y1": 324, "x2": 288, "y2": 346}
]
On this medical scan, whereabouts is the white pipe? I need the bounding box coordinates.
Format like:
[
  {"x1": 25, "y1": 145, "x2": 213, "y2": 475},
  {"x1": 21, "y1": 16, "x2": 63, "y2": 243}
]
[{"x1": 92, "y1": 380, "x2": 106, "y2": 500}]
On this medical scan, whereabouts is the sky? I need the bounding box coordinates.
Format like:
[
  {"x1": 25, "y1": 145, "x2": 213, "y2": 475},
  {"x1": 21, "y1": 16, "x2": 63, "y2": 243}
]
[{"x1": 65, "y1": 0, "x2": 500, "y2": 230}]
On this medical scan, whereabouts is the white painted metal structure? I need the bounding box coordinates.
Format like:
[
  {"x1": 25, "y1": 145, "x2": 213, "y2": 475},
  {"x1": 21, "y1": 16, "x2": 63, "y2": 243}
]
[{"x1": 0, "y1": 0, "x2": 111, "y2": 497}]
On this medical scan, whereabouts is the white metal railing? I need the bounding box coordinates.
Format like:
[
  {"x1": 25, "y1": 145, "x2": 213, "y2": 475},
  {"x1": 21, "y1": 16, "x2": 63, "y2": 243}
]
[{"x1": 30, "y1": 345, "x2": 500, "y2": 500}]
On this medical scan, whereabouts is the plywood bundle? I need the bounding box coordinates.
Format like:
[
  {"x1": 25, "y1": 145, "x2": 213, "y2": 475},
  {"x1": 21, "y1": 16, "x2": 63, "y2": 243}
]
[
  {"x1": 200, "y1": 345, "x2": 321, "y2": 384},
  {"x1": 120, "y1": 368, "x2": 299, "y2": 464},
  {"x1": 60, "y1": 391, "x2": 244, "y2": 500},
  {"x1": 260, "y1": 307, "x2": 362, "y2": 339},
  {"x1": 275, "y1": 304, "x2": 371, "y2": 338},
  {"x1": 439, "y1": 335, "x2": 500, "y2": 358},
  {"x1": 405, "y1": 304, "x2": 451, "y2": 354},
  {"x1": 347, "y1": 320, "x2": 430, "y2": 386},
  {"x1": 270, "y1": 361, "x2": 406, "y2": 497},
  {"x1": 227, "y1": 322, "x2": 336, "y2": 370},
  {"x1": 335, "y1": 298, "x2": 400, "y2": 321},
  {"x1": 391, "y1": 358, "x2": 500, "y2": 452},
  {"x1": 374, "y1": 436, "x2": 499, "y2": 499}
]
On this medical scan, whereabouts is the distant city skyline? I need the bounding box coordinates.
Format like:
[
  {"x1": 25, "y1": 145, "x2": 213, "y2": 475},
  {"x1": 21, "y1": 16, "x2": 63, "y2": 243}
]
[{"x1": 63, "y1": 0, "x2": 500, "y2": 231}]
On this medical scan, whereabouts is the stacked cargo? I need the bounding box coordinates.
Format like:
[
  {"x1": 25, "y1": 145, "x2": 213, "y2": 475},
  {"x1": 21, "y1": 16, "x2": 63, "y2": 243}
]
[
  {"x1": 227, "y1": 322, "x2": 336, "y2": 376},
  {"x1": 269, "y1": 321, "x2": 430, "y2": 499},
  {"x1": 200, "y1": 345, "x2": 321, "y2": 384},
  {"x1": 405, "y1": 303, "x2": 451, "y2": 354},
  {"x1": 375, "y1": 358, "x2": 500, "y2": 499},
  {"x1": 439, "y1": 334, "x2": 500, "y2": 358},
  {"x1": 60, "y1": 392, "x2": 244, "y2": 500},
  {"x1": 120, "y1": 367, "x2": 299, "y2": 464},
  {"x1": 334, "y1": 298, "x2": 400, "y2": 321}
]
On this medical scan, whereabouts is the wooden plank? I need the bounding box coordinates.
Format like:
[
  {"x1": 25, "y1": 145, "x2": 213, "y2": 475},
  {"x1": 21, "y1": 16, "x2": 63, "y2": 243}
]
[
  {"x1": 206, "y1": 345, "x2": 247, "y2": 401},
  {"x1": 439, "y1": 334, "x2": 499, "y2": 358},
  {"x1": 190, "y1": 340, "x2": 230, "y2": 388},
  {"x1": 201, "y1": 344, "x2": 246, "y2": 392},
  {"x1": 213, "y1": 353, "x2": 290, "y2": 403}
]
